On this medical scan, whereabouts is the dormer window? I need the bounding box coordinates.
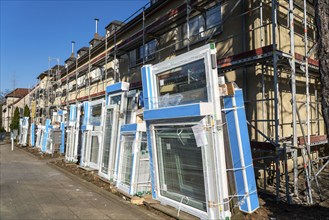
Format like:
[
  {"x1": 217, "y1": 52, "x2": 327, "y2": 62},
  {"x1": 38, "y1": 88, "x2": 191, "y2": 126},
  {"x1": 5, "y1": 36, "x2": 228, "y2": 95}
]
[{"x1": 105, "y1": 20, "x2": 124, "y2": 38}]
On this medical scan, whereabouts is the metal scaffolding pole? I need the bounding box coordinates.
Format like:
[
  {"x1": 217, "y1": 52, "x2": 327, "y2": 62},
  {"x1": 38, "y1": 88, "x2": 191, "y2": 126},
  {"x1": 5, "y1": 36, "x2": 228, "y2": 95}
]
[
  {"x1": 75, "y1": 55, "x2": 78, "y2": 104},
  {"x1": 114, "y1": 27, "x2": 118, "y2": 82},
  {"x1": 66, "y1": 66, "x2": 69, "y2": 115},
  {"x1": 57, "y1": 63, "x2": 60, "y2": 108},
  {"x1": 272, "y1": 0, "x2": 281, "y2": 203},
  {"x1": 272, "y1": 0, "x2": 279, "y2": 147},
  {"x1": 303, "y1": 0, "x2": 311, "y2": 165},
  {"x1": 260, "y1": 0, "x2": 266, "y2": 141},
  {"x1": 142, "y1": 6, "x2": 146, "y2": 65},
  {"x1": 186, "y1": 0, "x2": 191, "y2": 51},
  {"x1": 288, "y1": 0, "x2": 299, "y2": 198},
  {"x1": 104, "y1": 31, "x2": 108, "y2": 90},
  {"x1": 88, "y1": 45, "x2": 91, "y2": 101}
]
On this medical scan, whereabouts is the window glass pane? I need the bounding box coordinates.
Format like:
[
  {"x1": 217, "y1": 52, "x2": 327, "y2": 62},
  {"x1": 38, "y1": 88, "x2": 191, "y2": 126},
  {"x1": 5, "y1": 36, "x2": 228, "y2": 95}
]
[
  {"x1": 109, "y1": 95, "x2": 121, "y2": 105},
  {"x1": 136, "y1": 133, "x2": 150, "y2": 193},
  {"x1": 90, "y1": 136, "x2": 100, "y2": 164},
  {"x1": 90, "y1": 104, "x2": 102, "y2": 126},
  {"x1": 155, "y1": 125, "x2": 206, "y2": 211},
  {"x1": 130, "y1": 49, "x2": 136, "y2": 66},
  {"x1": 206, "y1": 5, "x2": 221, "y2": 29},
  {"x1": 189, "y1": 16, "x2": 200, "y2": 36},
  {"x1": 157, "y1": 59, "x2": 207, "y2": 107},
  {"x1": 101, "y1": 108, "x2": 113, "y2": 174},
  {"x1": 146, "y1": 40, "x2": 156, "y2": 59},
  {"x1": 140, "y1": 40, "x2": 156, "y2": 62},
  {"x1": 121, "y1": 135, "x2": 134, "y2": 185},
  {"x1": 125, "y1": 97, "x2": 134, "y2": 124}
]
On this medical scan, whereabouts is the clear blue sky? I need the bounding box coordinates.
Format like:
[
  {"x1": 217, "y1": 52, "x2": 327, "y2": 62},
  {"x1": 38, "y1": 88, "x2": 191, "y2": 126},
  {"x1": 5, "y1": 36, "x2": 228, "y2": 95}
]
[{"x1": 0, "y1": 0, "x2": 148, "y2": 93}]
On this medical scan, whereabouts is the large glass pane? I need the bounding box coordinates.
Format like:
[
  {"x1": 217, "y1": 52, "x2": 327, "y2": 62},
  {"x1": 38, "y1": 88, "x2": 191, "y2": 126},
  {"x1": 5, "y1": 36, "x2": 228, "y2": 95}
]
[
  {"x1": 206, "y1": 5, "x2": 221, "y2": 29},
  {"x1": 90, "y1": 136, "x2": 99, "y2": 164},
  {"x1": 155, "y1": 125, "x2": 206, "y2": 211},
  {"x1": 101, "y1": 109, "x2": 113, "y2": 173},
  {"x1": 90, "y1": 104, "x2": 102, "y2": 126},
  {"x1": 82, "y1": 132, "x2": 88, "y2": 163},
  {"x1": 120, "y1": 135, "x2": 134, "y2": 185},
  {"x1": 136, "y1": 133, "x2": 150, "y2": 193},
  {"x1": 109, "y1": 95, "x2": 121, "y2": 105},
  {"x1": 125, "y1": 97, "x2": 134, "y2": 124},
  {"x1": 157, "y1": 59, "x2": 207, "y2": 108}
]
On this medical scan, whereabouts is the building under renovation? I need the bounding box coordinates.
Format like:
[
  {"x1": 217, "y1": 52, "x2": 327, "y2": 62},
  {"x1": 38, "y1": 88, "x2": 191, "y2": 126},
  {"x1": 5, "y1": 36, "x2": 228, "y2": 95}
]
[{"x1": 12, "y1": 0, "x2": 328, "y2": 218}]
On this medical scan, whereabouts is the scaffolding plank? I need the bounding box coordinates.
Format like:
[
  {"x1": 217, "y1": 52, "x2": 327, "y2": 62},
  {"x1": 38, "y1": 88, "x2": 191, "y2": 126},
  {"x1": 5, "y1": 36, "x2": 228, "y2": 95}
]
[
  {"x1": 217, "y1": 46, "x2": 319, "y2": 72},
  {"x1": 298, "y1": 135, "x2": 328, "y2": 146}
]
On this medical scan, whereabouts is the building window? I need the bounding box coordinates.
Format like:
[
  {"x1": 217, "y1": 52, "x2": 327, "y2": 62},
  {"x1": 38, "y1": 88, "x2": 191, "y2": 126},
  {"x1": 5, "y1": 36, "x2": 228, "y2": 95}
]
[
  {"x1": 89, "y1": 104, "x2": 102, "y2": 126},
  {"x1": 140, "y1": 39, "x2": 156, "y2": 62},
  {"x1": 185, "y1": 15, "x2": 205, "y2": 38},
  {"x1": 206, "y1": 5, "x2": 221, "y2": 30},
  {"x1": 129, "y1": 39, "x2": 157, "y2": 67},
  {"x1": 90, "y1": 68, "x2": 102, "y2": 82},
  {"x1": 77, "y1": 75, "x2": 86, "y2": 88},
  {"x1": 178, "y1": 4, "x2": 221, "y2": 48},
  {"x1": 129, "y1": 49, "x2": 137, "y2": 67},
  {"x1": 68, "y1": 81, "x2": 75, "y2": 91},
  {"x1": 157, "y1": 59, "x2": 207, "y2": 108}
]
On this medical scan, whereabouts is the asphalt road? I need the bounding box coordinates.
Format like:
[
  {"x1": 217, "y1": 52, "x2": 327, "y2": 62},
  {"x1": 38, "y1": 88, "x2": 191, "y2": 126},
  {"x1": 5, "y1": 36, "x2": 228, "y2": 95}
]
[{"x1": 0, "y1": 141, "x2": 164, "y2": 219}]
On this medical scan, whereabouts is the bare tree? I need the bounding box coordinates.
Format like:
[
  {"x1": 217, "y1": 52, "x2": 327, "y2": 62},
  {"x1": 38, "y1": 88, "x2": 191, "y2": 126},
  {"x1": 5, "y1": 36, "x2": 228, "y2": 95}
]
[{"x1": 315, "y1": 0, "x2": 329, "y2": 140}]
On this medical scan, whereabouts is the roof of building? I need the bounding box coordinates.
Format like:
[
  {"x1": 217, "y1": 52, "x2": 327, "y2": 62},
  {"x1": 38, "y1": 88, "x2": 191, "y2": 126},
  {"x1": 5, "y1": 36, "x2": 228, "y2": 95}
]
[
  {"x1": 37, "y1": 71, "x2": 48, "y2": 80},
  {"x1": 65, "y1": 56, "x2": 76, "y2": 64},
  {"x1": 5, "y1": 88, "x2": 29, "y2": 98},
  {"x1": 77, "y1": 47, "x2": 89, "y2": 54},
  {"x1": 105, "y1": 20, "x2": 125, "y2": 30}
]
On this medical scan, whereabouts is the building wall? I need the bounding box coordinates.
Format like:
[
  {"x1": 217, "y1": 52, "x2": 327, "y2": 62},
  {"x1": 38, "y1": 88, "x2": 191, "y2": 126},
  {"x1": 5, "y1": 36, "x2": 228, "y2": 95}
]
[
  {"x1": 25, "y1": 0, "x2": 326, "y2": 142},
  {"x1": 2, "y1": 97, "x2": 20, "y2": 131},
  {"x1": 1, "y1": 94, "x2": 30, "y2": 132}
]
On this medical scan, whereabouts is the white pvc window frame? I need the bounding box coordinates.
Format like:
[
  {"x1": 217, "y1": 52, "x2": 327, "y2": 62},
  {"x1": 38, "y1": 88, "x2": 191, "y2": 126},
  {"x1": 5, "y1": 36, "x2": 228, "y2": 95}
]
[
  {"x1": 88, "y1": 131, "x2": 103, "y2": 170},
  {"x1": 147, "y1": 45, "x2": 217, "y2": 111},
  {"x1": 150, "y1": 121, "x2": 211, "y2": 219},
  {"x1": 80, "y1": 99, "x2": 105, "y2": 169},
  {"x1": 125, "y1": 90, "x2": 139, "y2": 125},
  {"x1": 144, "y1": 44, "x2": 231, "y2": 219},
  {"x1": 99, "y1": 91, "x2": 127, "y2": 180},
  {"x1": 65, "y1": 128, "x2": 76, "y2": 162},
  {"x1": 36, "y1": 126, "x2": 45, "y2": 149},
  {"x1": 116, "y1": 129, "x2": 149, "y2": 195},
  {"x1": 116, "y1": 132, "x2": 136, "y2": 194},
  {"x1": 45, "y1": 129, "x2": 54, "y2": 154},
  {"x1": 88, "y1": 99, "x2": 105, "y2": 128},
  {"x1": 99, "y1": 104, "x2": 119, "y2": 179},
  {"x1": 80, "y1": 131, "x2": 89, "y2": 167},
  {"x1": 71, "y1": 103, "x2": 82, "y2": 163}
]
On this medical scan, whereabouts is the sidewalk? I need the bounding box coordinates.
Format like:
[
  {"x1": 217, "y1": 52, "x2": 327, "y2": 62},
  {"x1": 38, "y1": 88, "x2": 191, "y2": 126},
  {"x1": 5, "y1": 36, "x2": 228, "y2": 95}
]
[{"x1": 0, "y1": 141, "x2": 166, "y2": 220}]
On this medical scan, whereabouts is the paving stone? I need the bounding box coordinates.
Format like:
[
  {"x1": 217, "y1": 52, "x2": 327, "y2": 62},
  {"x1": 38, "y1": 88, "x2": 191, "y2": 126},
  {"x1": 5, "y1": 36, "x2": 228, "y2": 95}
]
[{"x1": 0, "y1": 142, "x2": 165, "y2": 220}]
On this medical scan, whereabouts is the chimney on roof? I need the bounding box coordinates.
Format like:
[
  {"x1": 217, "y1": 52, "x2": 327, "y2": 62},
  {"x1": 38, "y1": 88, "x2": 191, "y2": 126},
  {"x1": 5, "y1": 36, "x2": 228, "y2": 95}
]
[
  {"x1": 94, "y1": 18, "x2": 99, "y2": 38},
  {"x1": 71, "y1": 41, "x2": 75, "y2": 57}
]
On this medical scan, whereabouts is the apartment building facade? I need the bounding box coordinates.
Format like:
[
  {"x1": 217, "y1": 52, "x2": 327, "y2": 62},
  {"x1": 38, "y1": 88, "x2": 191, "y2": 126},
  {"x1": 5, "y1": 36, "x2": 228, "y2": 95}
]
[
  {"x1": 1, "y1": 88, "x2": 29, "y2": 131},
  {"x1": 30, "y1": 0, "x2": 324, "y2": 146}
]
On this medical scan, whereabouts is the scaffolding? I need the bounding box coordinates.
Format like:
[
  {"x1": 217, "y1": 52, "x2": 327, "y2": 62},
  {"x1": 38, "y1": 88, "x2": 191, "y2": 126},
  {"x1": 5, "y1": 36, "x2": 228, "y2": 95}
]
[{"x1": 46, "y1": 0, "x2": 327, "y2": 205}]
